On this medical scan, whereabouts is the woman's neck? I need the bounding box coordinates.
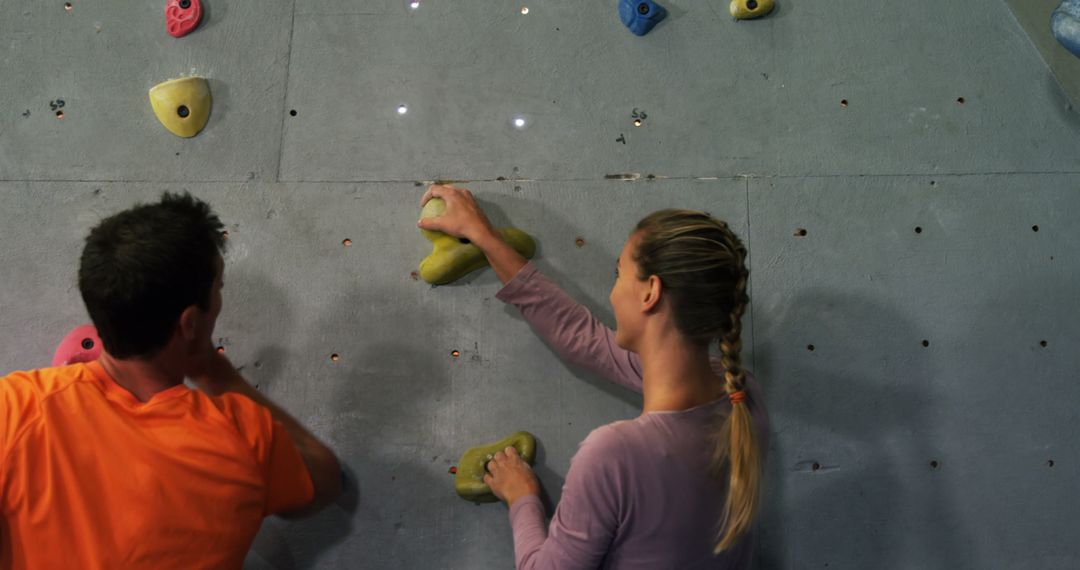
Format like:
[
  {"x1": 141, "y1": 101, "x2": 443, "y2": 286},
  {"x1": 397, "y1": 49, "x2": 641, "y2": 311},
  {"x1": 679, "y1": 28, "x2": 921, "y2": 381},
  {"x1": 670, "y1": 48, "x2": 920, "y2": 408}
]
[{"x1": 637, "y1": 331, "x2": 723, "y2": 414}]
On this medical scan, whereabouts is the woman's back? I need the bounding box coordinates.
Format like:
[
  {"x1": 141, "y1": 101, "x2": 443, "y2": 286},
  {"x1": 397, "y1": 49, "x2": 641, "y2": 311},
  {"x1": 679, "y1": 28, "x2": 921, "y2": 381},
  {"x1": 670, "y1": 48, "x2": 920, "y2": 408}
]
[{"x1": 601, "y1": 389, "x2": 766, "y2": 569}]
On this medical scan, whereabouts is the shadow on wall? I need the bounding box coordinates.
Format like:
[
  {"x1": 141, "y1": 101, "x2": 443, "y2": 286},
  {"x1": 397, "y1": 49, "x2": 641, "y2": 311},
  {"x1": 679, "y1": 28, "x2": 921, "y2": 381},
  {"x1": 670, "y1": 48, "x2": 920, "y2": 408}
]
[
  {"x1": 246, "y1": 275, "x2": 458, "y2": 568},
  {"x1": 481, "y1": 193, "x2": 644, "y2": 412},
  {"x1": 752, "y1": 289, "x2": 970, "y2": 570}
]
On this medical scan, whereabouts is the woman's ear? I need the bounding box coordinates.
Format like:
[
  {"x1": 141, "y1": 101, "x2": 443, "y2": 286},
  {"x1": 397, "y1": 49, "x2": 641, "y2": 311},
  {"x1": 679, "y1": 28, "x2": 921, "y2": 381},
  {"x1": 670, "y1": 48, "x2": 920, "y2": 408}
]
[{"x1": 642, "y1": 274, "x2": 663, "y2": 313}]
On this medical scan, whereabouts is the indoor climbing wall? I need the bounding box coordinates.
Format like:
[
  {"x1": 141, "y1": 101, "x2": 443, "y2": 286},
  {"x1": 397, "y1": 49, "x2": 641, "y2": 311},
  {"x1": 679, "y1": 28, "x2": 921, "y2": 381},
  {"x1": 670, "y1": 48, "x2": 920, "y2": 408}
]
[{"x1": 1, "y1": 0, "x2": 1078, "y2": 568}]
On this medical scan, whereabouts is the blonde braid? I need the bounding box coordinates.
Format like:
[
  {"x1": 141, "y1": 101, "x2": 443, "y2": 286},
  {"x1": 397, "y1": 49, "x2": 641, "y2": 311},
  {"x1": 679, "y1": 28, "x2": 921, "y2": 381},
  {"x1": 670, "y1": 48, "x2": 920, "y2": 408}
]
[{"x1": 633, "y1": 211, "x2": 762, "y2": 552}]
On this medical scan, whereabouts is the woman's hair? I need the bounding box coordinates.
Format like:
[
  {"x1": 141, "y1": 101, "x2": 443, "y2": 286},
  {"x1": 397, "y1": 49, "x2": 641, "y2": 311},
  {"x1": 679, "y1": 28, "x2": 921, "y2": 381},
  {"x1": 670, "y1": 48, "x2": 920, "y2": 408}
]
[{"x1": 633, "y1": 209, "x2": 760, "y2": 552}]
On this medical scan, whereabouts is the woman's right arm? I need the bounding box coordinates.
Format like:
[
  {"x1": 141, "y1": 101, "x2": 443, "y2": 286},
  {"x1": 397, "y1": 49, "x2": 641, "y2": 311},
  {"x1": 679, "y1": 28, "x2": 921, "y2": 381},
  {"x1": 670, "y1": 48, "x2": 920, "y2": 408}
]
[{"x1": 417, "y1": 185, "x2": 644, "y2": 392}]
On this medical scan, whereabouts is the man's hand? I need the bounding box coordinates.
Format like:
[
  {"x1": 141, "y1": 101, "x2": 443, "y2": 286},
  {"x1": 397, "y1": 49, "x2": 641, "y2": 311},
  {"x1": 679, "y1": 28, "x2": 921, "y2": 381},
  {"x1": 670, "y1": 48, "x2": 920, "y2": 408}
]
[
  {"x1": 417, "y1": 184, "x2": 500, "y2": 246},
  {"x1": 484, "y1": 446, "x2": 541, "y2": 507},
  {"x1": 188, "y1": 349, "x2": 244, "y2": 396}
]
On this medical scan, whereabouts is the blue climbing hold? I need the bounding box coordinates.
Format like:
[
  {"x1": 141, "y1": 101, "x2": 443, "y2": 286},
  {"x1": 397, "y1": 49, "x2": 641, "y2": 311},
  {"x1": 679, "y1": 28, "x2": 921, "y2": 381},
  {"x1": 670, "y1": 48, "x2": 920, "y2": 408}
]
[
  {"x1": 1052, "y1": 0, "x2": 1080, "y2": 58},
  {"x1": 619, "y1": 0, "x2": 667, "y2": 36}
]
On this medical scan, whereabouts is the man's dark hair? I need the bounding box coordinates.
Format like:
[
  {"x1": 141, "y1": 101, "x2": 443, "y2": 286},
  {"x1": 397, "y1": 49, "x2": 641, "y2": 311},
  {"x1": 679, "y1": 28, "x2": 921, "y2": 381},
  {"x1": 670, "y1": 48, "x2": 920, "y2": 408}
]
[{"x1": 78, "y1": 192, "x2": 226, "y2": 359}]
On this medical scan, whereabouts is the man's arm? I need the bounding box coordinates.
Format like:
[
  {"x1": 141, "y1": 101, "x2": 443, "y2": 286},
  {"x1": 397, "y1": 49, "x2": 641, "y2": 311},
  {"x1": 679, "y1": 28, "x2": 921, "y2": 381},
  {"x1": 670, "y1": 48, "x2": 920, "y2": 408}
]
[{"x1": 192, "y1": 352, "x2": 342, "y2": 514}]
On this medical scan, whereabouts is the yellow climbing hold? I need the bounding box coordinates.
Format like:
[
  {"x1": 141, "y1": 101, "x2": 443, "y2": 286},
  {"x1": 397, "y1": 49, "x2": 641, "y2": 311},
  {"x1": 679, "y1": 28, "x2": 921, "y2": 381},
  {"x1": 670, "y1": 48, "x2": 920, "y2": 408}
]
[
  {"x1": 149, "y1": 77, "x2": 211, "y2": 138},
  {"x1": 730, "y1": 0, "x2": 774, "y2": 20},
  {"x1": 455, "y1": 431, "x2": 537, "y2": 503},
  {"x1": 419, "y1": 198, "x2": 536, "y2": 285}
]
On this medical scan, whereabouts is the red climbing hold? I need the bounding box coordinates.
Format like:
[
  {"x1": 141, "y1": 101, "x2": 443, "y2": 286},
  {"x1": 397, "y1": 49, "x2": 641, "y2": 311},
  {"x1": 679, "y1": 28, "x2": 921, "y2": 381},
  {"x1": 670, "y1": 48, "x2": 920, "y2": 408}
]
[
  {"x1": 52, "y1": 324, "x2": 102, "y2": 367},
  {"x1": 166, "y1": 0, "x2": 202, "y2": 38}
]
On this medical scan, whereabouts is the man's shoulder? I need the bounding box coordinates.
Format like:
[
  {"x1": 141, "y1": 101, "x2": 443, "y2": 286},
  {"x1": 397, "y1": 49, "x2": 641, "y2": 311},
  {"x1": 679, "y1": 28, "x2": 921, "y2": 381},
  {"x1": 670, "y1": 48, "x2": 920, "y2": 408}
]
[{"x1": 0, "y1": 363, "x2": 90, "y2": 402}]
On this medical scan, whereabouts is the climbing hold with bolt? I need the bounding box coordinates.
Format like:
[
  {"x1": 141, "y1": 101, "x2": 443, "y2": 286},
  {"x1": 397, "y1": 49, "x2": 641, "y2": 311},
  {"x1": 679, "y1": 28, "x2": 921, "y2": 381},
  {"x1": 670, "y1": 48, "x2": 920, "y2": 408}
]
[
  {"x1": 618, "y1": 0, "x2": 667, "y2": 36},
  {"x1": 166, "y1": 0, "x2": 202, "y2": 38},
  {"x1": 149, "y1": 77, "x2": 211, "y2": 138},
  {"x1": 730, "y1": 0, "x2": 774, "y2": 20}
]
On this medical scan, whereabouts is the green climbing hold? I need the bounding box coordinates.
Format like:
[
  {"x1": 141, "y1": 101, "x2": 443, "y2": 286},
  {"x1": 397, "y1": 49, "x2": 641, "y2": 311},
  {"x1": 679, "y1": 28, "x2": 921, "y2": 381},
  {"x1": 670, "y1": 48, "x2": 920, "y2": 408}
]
[{"x1": 454, "y1": 431, "x2": 537, "y2": 503}]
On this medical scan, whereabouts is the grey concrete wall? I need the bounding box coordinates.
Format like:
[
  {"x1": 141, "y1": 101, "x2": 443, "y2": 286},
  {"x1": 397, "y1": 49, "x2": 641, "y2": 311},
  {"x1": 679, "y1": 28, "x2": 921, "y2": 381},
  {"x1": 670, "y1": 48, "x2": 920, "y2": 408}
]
[{"x1": 1, "y1": 1, "x2": 1077, "y2": 569}]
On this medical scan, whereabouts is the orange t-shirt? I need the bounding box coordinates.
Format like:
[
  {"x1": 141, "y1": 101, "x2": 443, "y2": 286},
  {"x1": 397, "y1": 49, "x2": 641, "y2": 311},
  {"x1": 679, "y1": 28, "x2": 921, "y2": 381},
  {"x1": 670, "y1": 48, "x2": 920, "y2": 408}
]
[{"x1": 0, "y1": 361, "x2": 314, "y2": 569}]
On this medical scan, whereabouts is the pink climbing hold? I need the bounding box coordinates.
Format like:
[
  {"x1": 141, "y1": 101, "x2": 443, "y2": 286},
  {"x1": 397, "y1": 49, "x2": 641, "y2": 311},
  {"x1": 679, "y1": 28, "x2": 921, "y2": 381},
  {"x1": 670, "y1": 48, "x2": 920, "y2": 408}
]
[
  {"x1": 51, "y1": 324, "x2": 103, "y2": 367},
  {"x1": 166, "y1": 0, "x2": 202, "y2": 38}
]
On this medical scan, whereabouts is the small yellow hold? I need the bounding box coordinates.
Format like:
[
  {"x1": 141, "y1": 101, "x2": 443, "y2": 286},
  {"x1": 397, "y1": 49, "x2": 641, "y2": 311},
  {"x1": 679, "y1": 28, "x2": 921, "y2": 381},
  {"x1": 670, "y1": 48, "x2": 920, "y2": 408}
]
[
  {"x1": 455, "y1": 431, "x2": 537, "y2": 503},
  {"x1": 730, "y1": 0, "x2": 774, "y2": 20},
  {"x1": 149, "y1": 77, "x2": 211, "y2": 138},
  {"x1": 419, "y1": 198, "x2": 536, "y2": 285}
]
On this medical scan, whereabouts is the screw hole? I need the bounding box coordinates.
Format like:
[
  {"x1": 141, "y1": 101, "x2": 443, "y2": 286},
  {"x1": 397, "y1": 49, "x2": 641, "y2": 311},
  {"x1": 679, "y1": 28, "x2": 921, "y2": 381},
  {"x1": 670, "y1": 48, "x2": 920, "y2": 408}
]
[
  {"x1": 56, "y1": 110, "x2": 64, "y2": 119},
  {"x1": 1040, "y1": 340, "x2": 1048, "y2": 348},
  {"x1": 795, "y1": 228, "x2": 808, "y2": 237},
  {"x1": 520, "y1": 6, "x2": 529, "y2": 14},
  {"x1": 342, "y1": 238, "x2": 352, "y2": 247},
  {"x1": 811, "y1": 462, "x2": 820, "y2": 471},
  {"x1": 922, "y1": 340, "x2": 930, "y2": 348},
  {"x1": 1032, "y1": 225, "x2": 1039, "y2": 232},
  {"x1": 930, "y1": 460, "x2": 939, "y2": 469},
  {"x1": 575, "y1": 237, "x2": 585, "y2": 248},
  {"x1": 458, "y1": 238, "x2": 471, "y2": 245},
  {"x1": 177, "y1": 105, "x2": 190, "y2": 118},
  {"x1": 330, "y1": 354, "x2": 340, "y2": 363},
  {"x1": 915, "y1": 226, "x2": 923, "y2": 234},
  {"x1": 930, "y1": 180, "x2": 936, "y2": 186},
  {"x1": 216, "y1": 346, "x2": 225, "y2": 353},
  {"x1": 289, "y1": 109, "x2": 297, "y2": 117},
  {"x1": 637, "y1": 3, "x2": 649, "y2": 14},
  {"x1": 64, "y1": 2, "x2": 72, "y2": 10},
  {"x1": 747, "y1": 0, "x2": 759, "y2": 9},
  {"x1": 179, "y1": 0, "x2": 191, "y2": 8},
  {"x1": 807, "y1": 344, "x2": 815, "y2": 352},
  {"x1": 81, "y1": 338, "x2": 95, "y2": 350},
  {"x1": 633, "y1": 119, "x2": 643, "y2": 127},
  {"x1": 840, "y1": 99, "x2": 848, "y2": 108},
  {"x1": 956, "y1": 97, "x2": 965, "y2": 105},
  {"x1": 1047, "y1": 460, "x2": 1055, "y2": 468},
  {"x1": 451, "y1": 350, "x2": 461, "y2": 358}
]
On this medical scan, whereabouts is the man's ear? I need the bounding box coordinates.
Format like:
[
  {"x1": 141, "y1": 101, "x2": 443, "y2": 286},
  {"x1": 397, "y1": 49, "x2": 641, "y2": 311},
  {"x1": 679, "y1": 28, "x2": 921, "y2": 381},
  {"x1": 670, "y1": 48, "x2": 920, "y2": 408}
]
[
  {"x1": 178, "y1": 305, "x2": 200, "y2": 342},
  {"x1": 642, "y1": 275, "x2": 663, "y2": 313}
]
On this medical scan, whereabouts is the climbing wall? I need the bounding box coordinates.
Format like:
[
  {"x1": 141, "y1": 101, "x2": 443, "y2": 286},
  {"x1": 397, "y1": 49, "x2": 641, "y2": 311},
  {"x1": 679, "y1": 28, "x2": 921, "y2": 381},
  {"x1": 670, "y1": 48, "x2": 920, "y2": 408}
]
[{"x1": 1, "y1": 1, "x2": 1078, "y2": 568}]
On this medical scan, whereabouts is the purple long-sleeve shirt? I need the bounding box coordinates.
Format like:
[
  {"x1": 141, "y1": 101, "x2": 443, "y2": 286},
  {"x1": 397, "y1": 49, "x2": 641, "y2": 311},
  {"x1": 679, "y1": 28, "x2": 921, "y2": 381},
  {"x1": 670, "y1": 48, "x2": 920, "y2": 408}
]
[{"x1": 495, "y1": 263, "x2": 770, "y2": 570}]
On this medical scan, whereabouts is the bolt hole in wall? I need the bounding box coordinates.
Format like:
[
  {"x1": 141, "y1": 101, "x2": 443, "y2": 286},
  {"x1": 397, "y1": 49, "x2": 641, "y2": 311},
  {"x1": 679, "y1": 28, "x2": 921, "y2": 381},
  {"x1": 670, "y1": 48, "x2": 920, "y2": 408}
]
[
  {"x1": 957, "y1": 97, "x2": 966, "y2": 105},
  {"x1": 915, "y1": 226, "x2": 923, "y2": 234},
  {"x1": 575, "y1": 237, "x2": 585, "y2": 248},
  {"x1": 1032, "y1": 225, "x2": 1039, "y2": 232},
  {"x1": 794, "y1": 228, "x2": 808, "y2": 237},
  {"x1": 342, "y1": 238, "x2": 352, "y2": 247},
  {"x1": 806, "y1": 344, "x2": 815, "y2": 352},
  {"x1": 1040, "y1": 340, "x2": 1048, "y2": 348},
  {"x1": 64, "y1": 2, "x2": 72, "y2": 11},
  {"x1": 520, "y1": 6, "x2": 529, "y2": 15},
  {"x1": 922, "y1": 340, "x2": 930, "y2": 347},
  {"x1": 930, "y1": 460, "x2": 940, "y2": 470},
  {"x1": 451, "y1": 350, "x2": 460, "y2": 358},
  {"x1": 811, "y1": 462, "x2": 821, "y2": 472},
  {"x1": 1047, "y1": 460, "x2": 1055, "y2": 468},
  {"x1": 840, "y1": 99, "x2": 848, "y2": 108},
  {"x1": 55, "y1": 110, "x2": 64, "y2": 119},
  {"x1": 289, "y1": 109, "x2": 297, "y2": 117},
  {"x1": 330, "y1": 354, "x2": 340, "y2": 363}
]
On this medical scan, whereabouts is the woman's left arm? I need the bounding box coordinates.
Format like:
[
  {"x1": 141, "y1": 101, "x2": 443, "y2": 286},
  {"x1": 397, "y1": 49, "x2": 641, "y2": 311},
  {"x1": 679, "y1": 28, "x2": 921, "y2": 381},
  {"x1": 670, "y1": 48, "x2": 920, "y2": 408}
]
[{"x1": 491, "y1": 427, "x2": 626, "y2": 570}]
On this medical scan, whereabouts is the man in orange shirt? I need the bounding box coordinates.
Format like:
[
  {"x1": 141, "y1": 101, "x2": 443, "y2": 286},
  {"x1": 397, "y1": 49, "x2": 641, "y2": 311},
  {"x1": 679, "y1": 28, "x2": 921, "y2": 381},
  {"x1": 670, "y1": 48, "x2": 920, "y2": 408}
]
[{"x1": 0, "y1": 193, "x2": 342, "y2": 569}]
